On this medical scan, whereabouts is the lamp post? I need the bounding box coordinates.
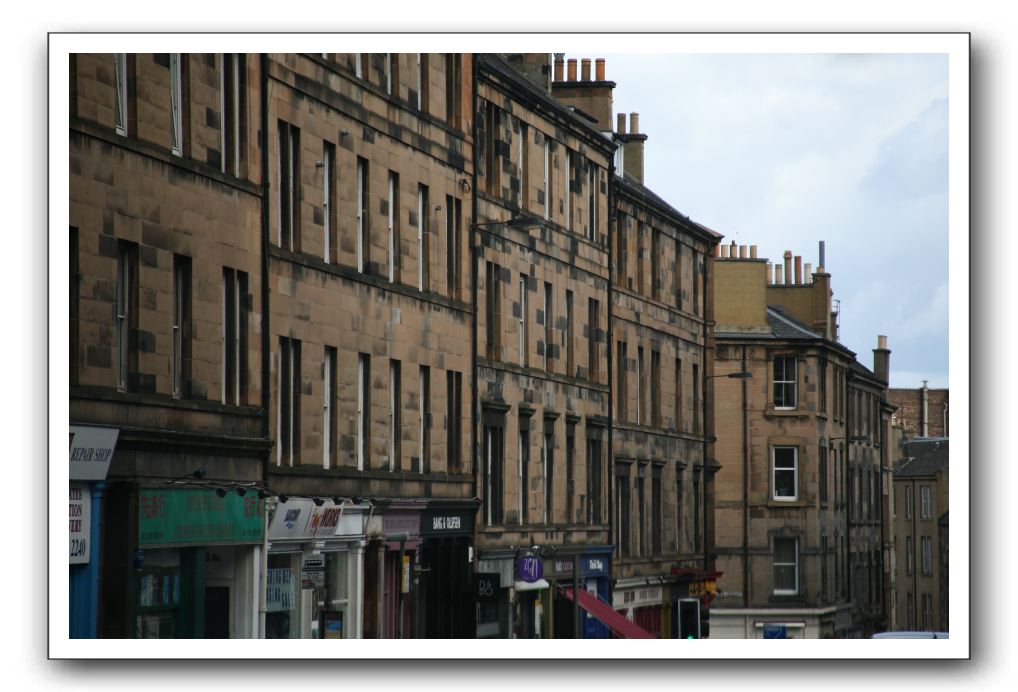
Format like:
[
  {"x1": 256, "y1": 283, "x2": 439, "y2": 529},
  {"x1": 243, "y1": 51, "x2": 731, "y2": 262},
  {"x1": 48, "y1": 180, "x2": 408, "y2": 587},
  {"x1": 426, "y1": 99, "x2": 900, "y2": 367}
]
[{"x1": 702, "y1": 370, "x2": 752, "y2": 572}]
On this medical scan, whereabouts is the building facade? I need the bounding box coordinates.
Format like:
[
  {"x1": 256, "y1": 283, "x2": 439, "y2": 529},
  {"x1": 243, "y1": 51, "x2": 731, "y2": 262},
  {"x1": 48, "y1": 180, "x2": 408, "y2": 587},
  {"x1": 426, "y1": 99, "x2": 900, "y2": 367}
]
[
  {"x1": 709, "y1": 244, "x2": 891, "y2": 638},
  {"x1": 889, "y1": 383, "x2": 949, "y2": 439}
]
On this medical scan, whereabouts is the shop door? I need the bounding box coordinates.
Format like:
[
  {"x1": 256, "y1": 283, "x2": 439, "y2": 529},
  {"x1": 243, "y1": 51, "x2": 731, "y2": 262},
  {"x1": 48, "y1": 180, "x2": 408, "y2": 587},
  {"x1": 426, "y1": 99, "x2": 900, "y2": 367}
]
[{"x1": 203, "y1": 586, "x2": 230, "y2": 638}]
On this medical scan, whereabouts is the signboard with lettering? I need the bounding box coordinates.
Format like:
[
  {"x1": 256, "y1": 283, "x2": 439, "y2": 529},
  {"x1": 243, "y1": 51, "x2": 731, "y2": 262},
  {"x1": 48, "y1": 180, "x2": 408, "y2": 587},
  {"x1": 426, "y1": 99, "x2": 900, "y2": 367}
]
[
  {"x1": 301, "y1": 556, "x2": 326, "y2": 589},
  {"x1": 137, "y1": 488, "x2": 264, "y2": 546},
  {"x1": 69, "y1": 425, "x2": 119, "y2": 481},
  {"x1": 517, "y1": 556, "x2": 544, "y2": 583},
  {"x1": 69, "y1": 483, "x2": 90, "y2": 564},
  {"x1": 268, "y1": 500, "x2": 313, "y2": 540},
  {"x1": 689, "y1": 579, "x2": 718, "y2": 598},
  {"x1": 420, "y1": 509, "x2": 473, "y2": 536},
  {"x1": 266, "y1": 568, "x2": 295, "y2": 612},
  {"x1": 583, "y1": 557, "x2": 608, "y2": 576},
  {"x1": 474, "y1": 573, "x2": 500, "y2": 602}
]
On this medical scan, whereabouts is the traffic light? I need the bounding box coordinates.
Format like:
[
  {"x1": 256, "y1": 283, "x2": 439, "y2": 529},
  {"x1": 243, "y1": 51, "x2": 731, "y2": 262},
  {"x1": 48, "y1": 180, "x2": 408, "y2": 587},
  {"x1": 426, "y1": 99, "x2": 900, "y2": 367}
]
[
  {"x1": 699, "y1": 600, "x2": 711, "y2": 639},
  {"x1": 678, "y1": 598, "x2": 700, "y2": 639}
]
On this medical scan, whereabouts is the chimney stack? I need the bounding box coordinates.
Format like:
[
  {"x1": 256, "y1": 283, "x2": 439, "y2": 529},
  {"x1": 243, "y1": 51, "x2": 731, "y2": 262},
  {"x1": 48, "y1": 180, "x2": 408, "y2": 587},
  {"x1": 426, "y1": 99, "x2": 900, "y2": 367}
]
[
  {"x1": 551, "y1": 55, "x2": 616, "y2": 130},
  {"x1": 617, "y1": 112, "x2": 648, "y2": 184},
  {"x1": 873, "y1": 335, "x2": 891, "y2": 384}
]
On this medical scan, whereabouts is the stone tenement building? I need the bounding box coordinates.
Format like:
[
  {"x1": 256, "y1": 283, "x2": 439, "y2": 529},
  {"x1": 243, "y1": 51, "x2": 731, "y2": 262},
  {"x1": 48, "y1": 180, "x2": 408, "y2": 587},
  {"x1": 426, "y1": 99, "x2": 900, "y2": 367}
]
[
  {"x1": 708, "y1": 243, "x2": 892, "y2": 638},
  {"x1": 889, "y1": 383, "x2": 949, "y2": 439},
  {"x1": 69, "y1": 52, "x2": 723, "y2": 640},
  {"x1": 892, "y1": 438, "x2": 949, "y2": 633}
]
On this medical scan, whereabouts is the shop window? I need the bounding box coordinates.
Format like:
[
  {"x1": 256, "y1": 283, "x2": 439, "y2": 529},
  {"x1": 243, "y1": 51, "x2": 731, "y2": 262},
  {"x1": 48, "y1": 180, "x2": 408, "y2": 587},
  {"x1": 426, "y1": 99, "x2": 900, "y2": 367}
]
[
  {"x1": 135, "y1": 548, "x2": 182, "y2": 638},
  {"x1": 772, "y1": 446, "x2": 798, "y2": 500},
  {"x1": 773, "y1": 537, "x2": 799, "y2": 595},
  {"x1": 266, "y1": 553, "x2": 300, "y2": 639},
  {"x1": 322, "y1": 552, "x2": 350, "y2": 639}
]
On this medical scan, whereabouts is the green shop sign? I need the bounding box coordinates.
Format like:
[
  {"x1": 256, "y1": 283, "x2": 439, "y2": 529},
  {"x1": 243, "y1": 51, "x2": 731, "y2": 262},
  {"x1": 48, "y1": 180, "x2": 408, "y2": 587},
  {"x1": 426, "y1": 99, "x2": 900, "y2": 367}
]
[{"x1": 138, "y1": 488, "x2": 264, "y2": 546}]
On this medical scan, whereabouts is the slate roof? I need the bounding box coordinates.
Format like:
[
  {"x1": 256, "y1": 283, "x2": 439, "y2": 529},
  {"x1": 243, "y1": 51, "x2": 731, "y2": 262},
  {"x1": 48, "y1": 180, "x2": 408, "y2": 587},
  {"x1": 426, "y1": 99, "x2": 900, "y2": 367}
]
[
  {"x1": 766, "y1": 305, "x2": 820, "y2": 340},
  {"x1": 616, "y1": 172, "x2": 723, "y2": 242},
  {"x1": 895, "y1": 438, "x2": 949, "y2": 477}
]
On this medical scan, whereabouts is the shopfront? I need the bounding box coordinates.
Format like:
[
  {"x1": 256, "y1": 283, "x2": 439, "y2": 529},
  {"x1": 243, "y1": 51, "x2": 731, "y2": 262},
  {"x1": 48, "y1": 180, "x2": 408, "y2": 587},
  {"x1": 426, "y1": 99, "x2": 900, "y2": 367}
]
[
  {"x1": 69, "y1": 425, "x2": 118, "y2": 638},
  {"x1": 613, "y1": 579, "x2": 668, "y2": 638},
  {"x1": 265, "y1": 498, "x2": 369, "y2": 639},
  {"x1": 418, "y1": 502, "x2": 476, "y2": 638},
  {"x1": 363, "y1": 503, "x2": 423, "y2": 639},
  {"x1": 129, "y1": 487, "x2": 262, "y2": 638}
]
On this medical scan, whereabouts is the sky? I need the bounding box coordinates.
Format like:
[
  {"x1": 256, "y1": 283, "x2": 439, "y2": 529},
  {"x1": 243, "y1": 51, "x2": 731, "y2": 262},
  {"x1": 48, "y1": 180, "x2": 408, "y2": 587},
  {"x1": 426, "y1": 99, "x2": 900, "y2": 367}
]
[{"x1": 602, "y1": 53, "x2": 950, "y2": 389}]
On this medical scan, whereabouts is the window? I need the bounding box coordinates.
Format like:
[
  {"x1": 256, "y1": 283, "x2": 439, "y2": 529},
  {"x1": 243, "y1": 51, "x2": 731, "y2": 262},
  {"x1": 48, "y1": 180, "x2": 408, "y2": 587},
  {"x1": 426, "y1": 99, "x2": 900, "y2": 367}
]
[
  {"x1": 674, "y1": 237, "x2": 682, "y2": 310},
  {"x1": 905, "y1": 484, "x2": 914, "y2": 519},
  {"x1": 819, "y1": 358, "x2": 828, "y2": 413},
  {"x1": 674, "y1": 356, "x2": 683, "y2": 431},
  {"x1": 486, "y1": 262, "x2": 502, "y2": 360},
  {"x1": 920, "y1": 484, "x2": 932, "y2": 519},
  {"x1": 388, "y1": 171, "x2": 399, "y2": 282},
  {"x1": 651, "y1": 230, "x2": 660, "y2": 301},
  {"x1": 616, "y1": 211, "x2": 628, "y2": 287},
  {"x1": 277, "y1": 121, "x2": 300, "y2": 251},
  {"x1": 385, "y1": 53, "x2": 396, "y2": 96},
  {"x1": 415, "y1": 54, "x2": 428, "y2": 113},
  {"x1": 921, "y1": 536, "x2": 932, "y2": 575},
  {"x1": 819, "y1": 445, "x2": 828, "y2": 503},
  {"x1": 115, "y1": 242, "x2": 138, "y2": 392},
  {"x1": 543, "y1": 282, "x2": 553, "y2": 372},
  {"x1": 324, "y1": 347, "x2": 337, "y2": 468},
  {"x1": 922, "y1": 593, "x2": 933, "y2": 631},
  {"x1": 773, "y1": 537, "x2": 799, "y2": 595},
  {"x1": 543, "y1": 419, "x2": 555, "y2": 524},
  {"x1": 358, "y1": 353, "x2": 370, "y2": 471},
  {"x1": 277, "y1": 337, "x2": 300, "y2": 466},
  {"x1": 636, "y1": 346, "x2": 644, "y2": 425},
  {"x1": 693, "y1": 468, "x2": 702, "y2": 552},
  {"x1": 446, "y1": 370, "x2": 462, "y2": 473},
  {"x1": 483, "y1": 410, "x2": 505, "y2": 526},
  {"x1": 446, "y1": 196, "x2": 461, "y2": 299},
  {"x1": 519, "y1": 120, "x2": 529, "y2": 210},
  {"x1": 223, "y1": 268, "x2": 248, "y2": 405},
  {"x1": 636, "y1": 224, "x2": 646, "y2": 295},
  {"x1": 692, "y1": 251, "x2": 701, "y2": 316},
  {"x1": 616, "y1": 463, "x2": 631, "y2": 558},
  {"x1": 565, "y1": 290, "x2": 574, "y2": 377},
  {"x1": 172, "y1": 255, "x2": 192, "y2": 399},
  {"x1": 905, "y1": 536, "x2": 914, "y2": 575},
  {"x1": 692, "y1": 363, "x2": 700, "y2": 433},
  {"x1": 652, "y1": 465, "x2": 662, "y2": 556},
  {"x1": 485, "y1": 103, "x2": 500, "y2": 195},
  {"x1": 444, "y1": 53, "x2": 461, "y2": 128},
  {"x1": 907, "y1": 593, "x2": 915, "y2": 629},
  {"x1": 566, "y1": 421, "x2": 576, "y2": 523},
  {"x1": 358, "y1": 157, "x2": 370, "y2": 273},
  {"x1": 587, "y1": 426, "x2": 604, "y2": 524},
  {"x1": 588, "y1": 298, "x2": 599, "y2": 381},
  {"x1": 543, "y1": 138, "x2": 552, "y2": 221},
  {"x1": 355, "y1": 53, "x2": 366, "y2": 80},
  {"x1": 518, "y1": 413, "x2": 531, "y2": 524},
  {"x1": 565, "y1": 150, "x2": 572, "y2": 231},
  {"x1": 389, "y1": 360, "x2": 401, "y2": 472},
  {"x1": 637, "y1": 464, "x2": 647, "y2": 556},
  {"x1": 169, "y1": 54, "x2": 184, "y2": 156},
  {"x1": 221, "y1": 54, "x2": 244, "y2": 177},
  {"x1": 70, "y1": 229, "x2": 80, "y2": 385},
  {"x1": 115, "y1": 53, "x2": 128, "y2": 136},
  {"x1": 518, "y1": 274, "x2": 528, "y2": 368},
  {"x1": 419, "y1": 365, "x2": 430, "y2": 473},
  {"x1": 616, "y1": 341, "x2": 628, "y2": 421},
  {"x1": 588, "y1": 162, "x2": 598, "y2": 242},
  {"x1": 675, "y1": 474, "x2": 684, "y2": 553},
  {"x1": 821, "y1": 536, "x2": 829, "y2": 599},
  {"x1": 324, "y1": 142, "x2": 336, "y2": 263},
  {"x1": 417, "y1": 183, "x2": 428, "y2": 290},
  {"x1": 651, "y1": 350, "x2": 661, "y2": 427},
  {"x1": 772, "y1": 446, "x2": 798, "y2": 500},
  {"x1": 773, "y1": 355, "x2": 797, "y2": 408}
]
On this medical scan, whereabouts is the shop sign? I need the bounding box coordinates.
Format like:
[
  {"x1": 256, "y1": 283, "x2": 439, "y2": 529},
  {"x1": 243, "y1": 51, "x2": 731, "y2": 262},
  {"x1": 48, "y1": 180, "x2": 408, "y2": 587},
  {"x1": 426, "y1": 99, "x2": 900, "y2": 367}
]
[
  {"x1": 69, "y1": 425, "x2": 118, "y2": 481},
  {"x1": 421, "y1": 510, "x2": 473, "y2": 536},
  {"x1": 69, "y1": 483, "x2": 90, "y2": 564},
  {"x1": 308, "y1": 504, "x2": 343, "y2": 537},
  {"x1": 689, "y1": 579, "x2": 717, "y2": 598},
  {"x1": 268, "y1": 500, "x2": 313, "y2": 540},
  {"x1": 615, "y1": 585, "x2": 662, "y2": 608},
  {"x1": 763, "y1": 624, "x2": 788, "y2": 639},
  {"x1": 301, "y1": 556, "x2": 326, "y2": 589},
  {"x1": 583, "y1": 557, "x2": 608, "y2": 576},
  {"x1": 517, "y1": 556, "x2": 544, "y2": 583},
  {"x1": 266, "y1": 568, "x2": 296, "y2": 611},
  {"x1": 401, "y1": 555, "x2": 411, "y2": 594},
  {"x1": 137, "y1": 488, "x2": 264, "y2": 546},
  {"x1": 548, "y1": 559, "x2": 574, "y2": 578},
  {"x1": 474, "y1": 572, "x2": 500, "y2": 602},
  {"x1": 382, "y1": 513, "x2": 420, "y2": 537}
]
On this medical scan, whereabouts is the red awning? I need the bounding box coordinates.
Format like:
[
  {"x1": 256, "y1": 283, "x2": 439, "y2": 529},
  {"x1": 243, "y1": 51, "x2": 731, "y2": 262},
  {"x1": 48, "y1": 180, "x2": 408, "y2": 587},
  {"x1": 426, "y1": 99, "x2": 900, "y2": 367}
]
[{"x1": 559, "y1": 587, "x2": 656, "y2": 639}]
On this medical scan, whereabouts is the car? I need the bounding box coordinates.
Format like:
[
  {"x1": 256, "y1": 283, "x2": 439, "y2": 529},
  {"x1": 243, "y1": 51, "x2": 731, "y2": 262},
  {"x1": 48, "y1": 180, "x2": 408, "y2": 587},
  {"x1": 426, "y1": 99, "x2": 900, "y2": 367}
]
[{"x1": 872, "y1": 631, "x2": 949, "y2": 639}]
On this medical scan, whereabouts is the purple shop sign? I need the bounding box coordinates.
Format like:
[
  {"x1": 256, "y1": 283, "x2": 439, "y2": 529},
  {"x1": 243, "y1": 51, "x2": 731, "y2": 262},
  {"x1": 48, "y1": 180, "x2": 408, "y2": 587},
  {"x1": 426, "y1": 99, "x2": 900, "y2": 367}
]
[{"x1": 517, "y1": 556, "x2": 544, "y2": 583}]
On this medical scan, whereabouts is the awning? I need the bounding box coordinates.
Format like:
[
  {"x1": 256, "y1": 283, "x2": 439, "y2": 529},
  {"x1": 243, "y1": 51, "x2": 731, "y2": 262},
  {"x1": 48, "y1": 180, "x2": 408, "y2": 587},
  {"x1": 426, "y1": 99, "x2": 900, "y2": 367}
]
[
  {"x1": 514, "y1": 579, "x2": 550, "y2": 592},
  {"x1": 559, "y1": 587, "x2": 655, "y2": 639}
]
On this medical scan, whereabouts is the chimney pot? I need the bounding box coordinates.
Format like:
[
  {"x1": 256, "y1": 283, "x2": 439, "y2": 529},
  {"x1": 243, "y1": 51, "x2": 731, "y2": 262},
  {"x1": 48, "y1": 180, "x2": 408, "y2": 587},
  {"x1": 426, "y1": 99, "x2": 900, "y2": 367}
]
[
  {"x1": 581, "y1": 58, "x2": 591, "y2": 81},
  {"x1": 750, "y1": 245, "x2": 758, "y2": 259},
  {"x1": 776, "y1": 265, "x2": 784, "y2": 285},
  {"x1": 567, "y1": 59, "x2": 577, "y2": 81},
  {"x1": 720, "y1": 244, "x2": 730, "y2": 258},
  {"x1": 740, "y1": 245, "x2": 748, "y2": 259},
  {"x1": 595, "y1": 58, "x2": 605, "y2": 81},
  {"x1": 804, "y1": 263, "x2": 812, "y2": 282},
  {"x1": 783, "y1": 251, "x2": 792, "y2": 285},
  {"x1": 794, "y1": 255, "x2": 803, "y2": 284},
  {"x1": 616, "y1": 113, "x2": 626, "y2": 134},
  {"x1": 630, "y1": 112, "x2": 640, "y2": 134},
  {"x1": 878, "y1": 335, "x2": 888, "y2": 350},
  {"x1": 554, "y1": 54, "x2": 565, "y2": 82}
]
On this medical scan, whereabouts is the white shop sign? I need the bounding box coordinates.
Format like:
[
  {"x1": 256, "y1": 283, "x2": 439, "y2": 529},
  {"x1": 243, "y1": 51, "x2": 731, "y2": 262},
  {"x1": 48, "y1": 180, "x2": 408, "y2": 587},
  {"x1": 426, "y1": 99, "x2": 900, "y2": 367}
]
[
  {"x1": 69, "y1": 483, "x2": 91, "y2": 564},
  {"x1": 69, "y1": 425, "x2": 119, "y2": 481},
  {"x1": 613, "y1": 585, "x2": 662, "y2": 609}
]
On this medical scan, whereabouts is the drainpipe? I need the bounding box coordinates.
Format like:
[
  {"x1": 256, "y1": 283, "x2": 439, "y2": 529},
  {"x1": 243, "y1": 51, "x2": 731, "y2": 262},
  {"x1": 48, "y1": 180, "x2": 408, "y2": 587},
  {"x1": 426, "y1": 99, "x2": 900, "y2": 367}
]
[
  {"x1": 741, "y1": 345, "x2": 749, "y2": 608},
  {"x1": 258, "y1": 52, "x2": 272, "y2": 640}
]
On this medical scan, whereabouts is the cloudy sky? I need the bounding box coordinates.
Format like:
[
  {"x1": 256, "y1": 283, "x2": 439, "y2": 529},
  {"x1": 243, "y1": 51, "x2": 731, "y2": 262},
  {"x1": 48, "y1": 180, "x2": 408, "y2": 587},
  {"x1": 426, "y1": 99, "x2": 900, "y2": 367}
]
[{"x1": 602, "y1": 53, "x2": 949, "y2": 389}]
